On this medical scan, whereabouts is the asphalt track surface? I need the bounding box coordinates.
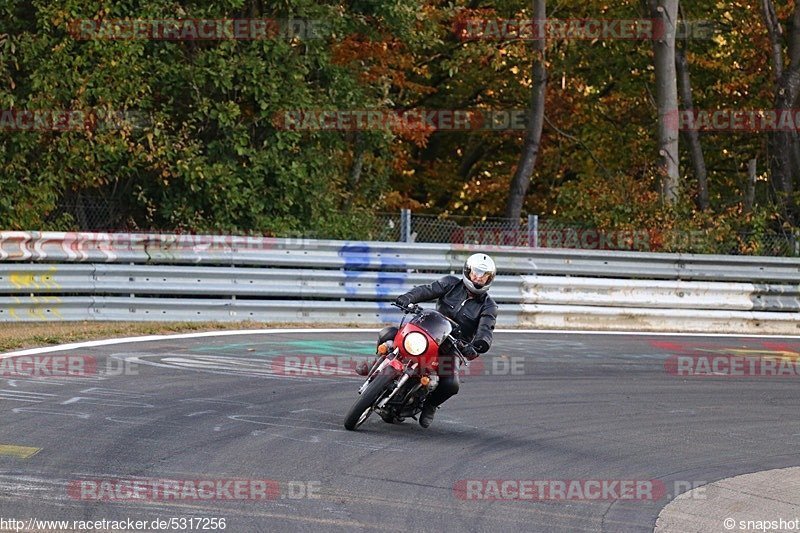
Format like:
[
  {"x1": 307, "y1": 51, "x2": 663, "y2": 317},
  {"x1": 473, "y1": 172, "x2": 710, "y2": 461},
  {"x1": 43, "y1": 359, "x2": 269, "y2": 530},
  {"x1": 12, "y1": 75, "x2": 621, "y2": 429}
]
[{"x1": 1, "y1": 330, "x2": 799, "y2": 533}]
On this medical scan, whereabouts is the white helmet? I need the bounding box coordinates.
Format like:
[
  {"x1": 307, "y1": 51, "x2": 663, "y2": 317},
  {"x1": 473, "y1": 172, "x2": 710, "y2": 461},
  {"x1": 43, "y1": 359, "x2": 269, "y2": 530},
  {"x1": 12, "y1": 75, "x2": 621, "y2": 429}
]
[{"x1": 462, "y1": 253, "x2": 496, "y2": 294}]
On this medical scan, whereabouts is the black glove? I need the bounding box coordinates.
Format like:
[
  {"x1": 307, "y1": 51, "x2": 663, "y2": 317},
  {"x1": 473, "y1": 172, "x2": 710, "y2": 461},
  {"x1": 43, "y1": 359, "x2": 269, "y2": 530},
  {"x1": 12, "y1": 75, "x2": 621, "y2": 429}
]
[
  {"x1": 394, "y1": 294, "x2": 412, "y2": 308},
  {"x1": 473, "y1": 339, "x2": 489, "y2": 353},
  {"x1": 459, "y1": 342, "x2": 479, "y2": 360}
]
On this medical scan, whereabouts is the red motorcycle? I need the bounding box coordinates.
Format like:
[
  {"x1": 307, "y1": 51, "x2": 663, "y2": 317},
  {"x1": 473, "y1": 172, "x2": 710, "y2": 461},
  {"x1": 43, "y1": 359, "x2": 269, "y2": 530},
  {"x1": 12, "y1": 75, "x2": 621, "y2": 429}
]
[{"x1": 343, "y1": 302, "x2": 468, "y2": 431}]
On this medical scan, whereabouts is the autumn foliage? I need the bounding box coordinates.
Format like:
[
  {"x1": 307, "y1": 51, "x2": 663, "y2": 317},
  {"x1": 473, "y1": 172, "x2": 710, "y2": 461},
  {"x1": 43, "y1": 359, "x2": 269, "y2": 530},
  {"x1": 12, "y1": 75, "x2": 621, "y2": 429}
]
[{"x1": 0, "y1": 0, "x2": 796, "y2": 254}]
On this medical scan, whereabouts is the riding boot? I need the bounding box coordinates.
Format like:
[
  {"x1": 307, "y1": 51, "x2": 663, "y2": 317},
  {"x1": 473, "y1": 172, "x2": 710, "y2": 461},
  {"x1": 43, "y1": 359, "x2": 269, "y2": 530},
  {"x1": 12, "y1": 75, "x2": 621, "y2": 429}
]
[{"x1": 419, "y1": 403, "x2": 438, "y2": 428}]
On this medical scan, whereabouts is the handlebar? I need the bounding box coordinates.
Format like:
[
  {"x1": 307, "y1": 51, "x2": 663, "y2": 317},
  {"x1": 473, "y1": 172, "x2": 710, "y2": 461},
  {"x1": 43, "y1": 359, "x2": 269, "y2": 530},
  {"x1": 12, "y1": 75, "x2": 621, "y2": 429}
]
[
  {"x1": 391, "y1": 301, "x2": 461, "y2": 331},
  {"x1": 391, "y1": 301, "x2": 422, "y2": 314}
]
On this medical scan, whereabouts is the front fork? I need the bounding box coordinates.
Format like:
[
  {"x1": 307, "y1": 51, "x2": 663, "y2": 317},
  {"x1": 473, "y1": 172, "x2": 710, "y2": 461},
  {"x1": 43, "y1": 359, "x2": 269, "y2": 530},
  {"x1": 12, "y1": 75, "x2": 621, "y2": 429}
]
[
  {"x1": 357, "y1": 349, "x2": 421, "y2": 407},
  {"x1": 377, "y1": 362, "x2": 418, "y2": 408},
  {"x1": 358, "y1": 349, "x2": 399, "y2": 394}
]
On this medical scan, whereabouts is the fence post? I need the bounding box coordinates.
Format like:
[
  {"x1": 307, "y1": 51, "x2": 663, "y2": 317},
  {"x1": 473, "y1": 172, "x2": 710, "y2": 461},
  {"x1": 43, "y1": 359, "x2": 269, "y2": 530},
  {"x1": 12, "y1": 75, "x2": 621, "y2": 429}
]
[
  {"x1": 795, "y1": 229, "x2": 800, "y2": 257},
  {"x1": 527, "y1": 214, "x2": 538, "y2": 248},
  {"x1": 400, "y1": 209, "x2": 411, "y2": 243}
]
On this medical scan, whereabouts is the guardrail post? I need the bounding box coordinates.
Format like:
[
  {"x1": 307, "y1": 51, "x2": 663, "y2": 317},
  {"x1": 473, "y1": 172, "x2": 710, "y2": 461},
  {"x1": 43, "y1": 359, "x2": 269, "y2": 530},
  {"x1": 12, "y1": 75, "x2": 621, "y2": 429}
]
[
  {"x1": 527, "y1": 214, "x2": 538, "y2": 248},
  {"x1": 400, "y1": 209, "x2": 412, "y2": 243}
]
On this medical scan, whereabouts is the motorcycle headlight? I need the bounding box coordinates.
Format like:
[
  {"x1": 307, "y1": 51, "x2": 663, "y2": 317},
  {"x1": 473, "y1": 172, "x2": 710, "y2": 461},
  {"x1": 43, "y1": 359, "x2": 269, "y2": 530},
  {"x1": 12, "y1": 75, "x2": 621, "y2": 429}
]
[{"x1": 403, "y1": 332, "x2": 428, "y2": 356}]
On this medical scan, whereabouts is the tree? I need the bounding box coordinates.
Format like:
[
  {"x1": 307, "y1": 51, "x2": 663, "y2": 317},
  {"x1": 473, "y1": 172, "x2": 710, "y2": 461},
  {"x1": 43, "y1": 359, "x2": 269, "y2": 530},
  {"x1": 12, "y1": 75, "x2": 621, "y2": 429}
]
[
  {"x1": 505, "y1": 0, "x2": 547, "y2": 220},
  {"x1": 0, "y1": 0, "x2": 422, "y2": 234},
  {"x1": 761, "y1": 0, "x2": 800, "y2": 223},
  {"x1": 675, "y1": 7, "x2": 708, "y2": 210},
  {"x1": 649, "y1": 0, "x2": 680, "y2": 205}
]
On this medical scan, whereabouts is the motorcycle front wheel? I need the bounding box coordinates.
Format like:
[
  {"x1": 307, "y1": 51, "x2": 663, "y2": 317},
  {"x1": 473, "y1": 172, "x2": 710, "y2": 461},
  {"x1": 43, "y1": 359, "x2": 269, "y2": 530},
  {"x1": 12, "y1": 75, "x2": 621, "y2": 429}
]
[{"x1": 343, "y1": 371, "x2": 396, "y2": 431}]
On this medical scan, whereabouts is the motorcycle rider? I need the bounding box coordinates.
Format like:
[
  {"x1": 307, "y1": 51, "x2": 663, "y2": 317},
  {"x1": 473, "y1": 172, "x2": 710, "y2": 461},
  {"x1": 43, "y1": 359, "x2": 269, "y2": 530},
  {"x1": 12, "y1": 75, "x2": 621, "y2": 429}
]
[{"x1": 356, "y1": 253, "x2": 498, "y2": 428}]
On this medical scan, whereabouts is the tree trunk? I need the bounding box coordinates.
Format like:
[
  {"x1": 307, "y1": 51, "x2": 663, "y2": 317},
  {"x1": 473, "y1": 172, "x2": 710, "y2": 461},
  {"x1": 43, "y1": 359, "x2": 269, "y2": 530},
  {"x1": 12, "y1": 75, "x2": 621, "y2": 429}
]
[
  {"x1": 505, "y1": 0, "x2": 547, "y2": 220},
  {"x1": 762, "y1": 0, "x2": 800, "y2": 223},
  {"x1": 763, "y1": 0, "x2": 784, "y2": 80},
  {"x1": 458, "y1": 138, "x2": 486, "y2": 179},
  {"x1": 676, "y1": 41, "x2": 708, "y2": 210},
  {"x1": 650, "y1": 0, "x2": 680, "y2": 205},
  {"x1": 744, "y1": 158, "x2": 757, "y2": 215},
  {"x1": 770, "y1": 77, "x2": 799, "y2": 207},
  {"x1": 768, "y1": 0, "x2": 800, "y2": 201}
]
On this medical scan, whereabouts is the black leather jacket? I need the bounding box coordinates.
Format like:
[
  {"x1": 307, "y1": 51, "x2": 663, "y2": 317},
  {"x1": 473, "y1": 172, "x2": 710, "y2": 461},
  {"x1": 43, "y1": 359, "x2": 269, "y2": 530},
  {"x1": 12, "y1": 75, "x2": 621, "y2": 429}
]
[{"x1": 399, "y1": 275, "x2": 497, "y2": 353}]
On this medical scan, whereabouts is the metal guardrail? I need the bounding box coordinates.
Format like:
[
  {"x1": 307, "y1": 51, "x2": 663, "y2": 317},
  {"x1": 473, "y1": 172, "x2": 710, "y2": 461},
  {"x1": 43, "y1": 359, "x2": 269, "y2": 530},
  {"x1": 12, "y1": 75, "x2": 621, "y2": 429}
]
[
  {"x1": 0, "y1": 232, "x2": 798, "y2": 333},
  {"x1": 2, "y1": 231, "x2": 799, "y2": 278}
]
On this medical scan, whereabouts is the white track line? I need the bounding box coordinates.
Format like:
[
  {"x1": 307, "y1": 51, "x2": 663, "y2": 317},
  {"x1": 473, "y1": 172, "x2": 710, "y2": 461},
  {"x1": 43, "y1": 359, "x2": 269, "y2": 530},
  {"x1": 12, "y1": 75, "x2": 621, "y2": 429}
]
[
  {"x1": 496, "y1": 329, "x2": 800, "y2": 338},
  {"x1": 0, "y1": 329, "x2": 377, "y2": 358},
  {"x1": 1, "y1": 328, "x2": 799, "y2": 359}
]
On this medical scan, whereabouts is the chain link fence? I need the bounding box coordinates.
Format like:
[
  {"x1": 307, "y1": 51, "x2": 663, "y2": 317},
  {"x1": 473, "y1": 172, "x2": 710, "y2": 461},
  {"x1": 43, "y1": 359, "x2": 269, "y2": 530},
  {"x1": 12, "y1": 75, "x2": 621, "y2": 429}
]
[
  {"x1": 375, "y1": 212, "x2": 800, "y2": 257},
  {"x1": 38, "y1": 200, "x2": 800, "y2": 257},
  {"x1": 43, "y1": 195, "x2": 125, "y2": 232}
]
